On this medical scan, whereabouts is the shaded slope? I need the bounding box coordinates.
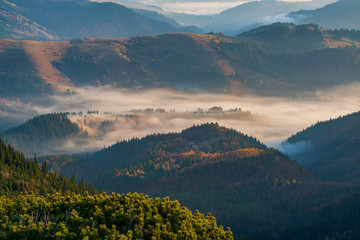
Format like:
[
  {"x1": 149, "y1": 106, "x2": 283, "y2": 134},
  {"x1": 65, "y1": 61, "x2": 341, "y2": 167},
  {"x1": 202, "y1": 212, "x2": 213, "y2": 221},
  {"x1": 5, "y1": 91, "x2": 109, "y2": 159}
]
[
  {"x1": 45, "y1": 123, "x2": 360, "y2": 239},
  {"x1": 0, "y1": 138, "x2": 98, "y2": 197},
  {"x1": 0, "y1": 0, "x2": 56, "y2": 40},
  {"x1": 284, "y1": 111, "x2": 360, "y2": 183},
  {"x1": 95, "y1": 146, "x2": 359, "y2": 240},
  {"x1": 292, "y1": 0, "x2": 360, "y2": 30},
  {"x1": 8, "y1": 0, "x2": 194, "y2": 40}
]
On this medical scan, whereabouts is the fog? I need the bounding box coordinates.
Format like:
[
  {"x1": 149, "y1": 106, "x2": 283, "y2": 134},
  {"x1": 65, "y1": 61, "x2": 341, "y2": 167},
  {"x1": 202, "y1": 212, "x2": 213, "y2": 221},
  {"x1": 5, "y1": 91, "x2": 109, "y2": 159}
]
[{"x1": 2, "y1": 81, "x2": 359, "y2": 155}]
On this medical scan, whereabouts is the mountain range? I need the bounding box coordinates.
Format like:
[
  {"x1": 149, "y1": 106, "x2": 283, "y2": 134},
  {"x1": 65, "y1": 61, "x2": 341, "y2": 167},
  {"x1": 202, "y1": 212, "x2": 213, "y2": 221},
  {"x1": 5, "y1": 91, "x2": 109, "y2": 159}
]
[
  {"x1": 0, "y1": 0, "x2": 200, "y2": 41},
  {"x1": 291, "y1": 0, "x2": 360, "y2": 30},
  {"x1": 1, "y1": 23, "x2": 359, "y2": 104}
]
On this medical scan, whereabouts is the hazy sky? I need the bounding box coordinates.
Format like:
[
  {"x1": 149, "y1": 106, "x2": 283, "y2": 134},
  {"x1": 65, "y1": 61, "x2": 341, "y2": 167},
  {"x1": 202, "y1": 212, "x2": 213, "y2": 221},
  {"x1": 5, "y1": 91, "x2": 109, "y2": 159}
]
[{"x1": 92, "y1": 0, "x2": 334, "y2": 15}]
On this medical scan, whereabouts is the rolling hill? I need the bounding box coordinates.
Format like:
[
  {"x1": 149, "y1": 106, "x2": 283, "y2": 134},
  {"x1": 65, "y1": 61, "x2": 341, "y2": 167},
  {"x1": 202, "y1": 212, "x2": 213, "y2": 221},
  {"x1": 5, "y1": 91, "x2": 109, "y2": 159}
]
[
  {"x1": 283, "y1": 111, "x2": 360, "y2": 184},
  {"x1": 291, "y1": 0, "x2": 360, "y2": 30},
  {"x1": 1, "y1": 24, "x2": 360, "y2": 102}
]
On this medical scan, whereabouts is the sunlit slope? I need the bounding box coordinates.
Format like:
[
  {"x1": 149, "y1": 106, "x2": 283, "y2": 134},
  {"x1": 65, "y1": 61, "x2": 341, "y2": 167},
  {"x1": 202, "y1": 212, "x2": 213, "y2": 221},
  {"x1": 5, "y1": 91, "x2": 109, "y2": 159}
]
[
  {"x1": 284, "y1": 111, "x2": 360, "y2": 184},
  {"x1": 1, "y1": 24, "x2": 360, "y2": 101}
]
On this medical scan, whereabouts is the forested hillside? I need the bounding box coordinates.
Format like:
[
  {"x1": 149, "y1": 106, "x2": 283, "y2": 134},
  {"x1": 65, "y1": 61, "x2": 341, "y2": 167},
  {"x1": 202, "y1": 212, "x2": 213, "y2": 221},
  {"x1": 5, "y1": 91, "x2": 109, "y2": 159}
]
[
  {"x1": 37, "y1": 123, "x2": 360, "y2": 239},
  {"x1": 0, "y1": 138, "x2": 97, "y2": 197},
  {"x1": 284, "y1": 111, "x2": 360, "y2": 184},
  {"x1": 92, "y1": 123, "x2": 266, "y2": 171},
  {"x1": 0, "y1": 113, "x2": 85, "y2": 156},
  {"x1": 95, "y1": 147, "x2": 360, "y2": 240}
]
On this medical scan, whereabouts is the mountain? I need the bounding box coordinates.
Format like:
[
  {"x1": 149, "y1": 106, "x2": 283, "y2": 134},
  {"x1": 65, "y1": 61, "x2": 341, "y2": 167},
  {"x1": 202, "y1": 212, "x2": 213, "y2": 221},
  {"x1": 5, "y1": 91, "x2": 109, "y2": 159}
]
[
  {"x1": 291, "y1": 0, "x2": 360, "y2": 30},
  {"x1": 283, "y1": 111, "x2": 360, "y2": 184},
  {"x1": 91, "y1": 123, "x2": 266, "y2": 172},
  {"x1": 0, "y1": 113, "x2": 86, "y2": 156},
  {"x1": 165, "y1": 0, "x2": 336, "y2": 34},
  {"x1": 0, "y1": 192, "x2": 233, "y2": 239},
  {"x1": 0, "y1": 138, "x2": 98, "y2": 197},
  {"x1": 2, "y1": 0, "x2": 199, "y2": 41},
  {"x1": 0, "y1": 0, "x2": 57, "y2": 40},
  {"x1": 40, "y1": 123, "x2": 360, "y2": 239},
  {"x1": 1, "y1": 24, "x2": 360, "y2": 103}
]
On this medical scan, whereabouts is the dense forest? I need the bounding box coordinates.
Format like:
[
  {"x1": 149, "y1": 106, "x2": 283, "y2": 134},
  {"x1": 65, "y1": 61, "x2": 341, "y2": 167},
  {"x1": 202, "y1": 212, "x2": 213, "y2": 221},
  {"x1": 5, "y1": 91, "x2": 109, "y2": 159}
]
[
  {"x1": 36, "y1": 122, "x2": 360, "y2": 239},
  {"x1": 95, "y1": 147, "x2": 360, "y2": 240},
  {"x1": 0, "y1": 127, "x2": 235, "y2": 239},
  {"x1": 0, "y1": 113, "x2": 86, "y2": 156},
  {"x1": 0, "y1": 138, "x2": 98, "y2": 197},
  {"x1": 92, "y1": 123, "x2": 266, "y2": 172},
  {"x1": 285, "y1": 111, "x2": 360, "y2": 184}
]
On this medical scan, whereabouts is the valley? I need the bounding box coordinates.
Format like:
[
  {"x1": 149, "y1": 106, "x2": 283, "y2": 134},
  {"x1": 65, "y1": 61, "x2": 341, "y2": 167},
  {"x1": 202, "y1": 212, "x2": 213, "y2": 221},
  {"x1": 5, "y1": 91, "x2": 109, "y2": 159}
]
[{"x1": 1, "y1": 0, "x2": 360, "y2": 239}]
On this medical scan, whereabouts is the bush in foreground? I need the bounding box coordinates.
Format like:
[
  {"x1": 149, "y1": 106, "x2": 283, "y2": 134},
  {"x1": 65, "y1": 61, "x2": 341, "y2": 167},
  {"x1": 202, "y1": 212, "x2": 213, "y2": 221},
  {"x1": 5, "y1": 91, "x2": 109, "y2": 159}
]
[{"x1": 0, "y1": 192, "x2": 233, "y2": 240}]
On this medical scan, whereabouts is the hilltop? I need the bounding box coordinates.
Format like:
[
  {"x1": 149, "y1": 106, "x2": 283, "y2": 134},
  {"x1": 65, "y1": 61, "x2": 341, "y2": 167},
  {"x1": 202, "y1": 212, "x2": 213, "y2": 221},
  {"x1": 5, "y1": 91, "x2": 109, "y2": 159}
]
[{"x1": 0, "y1": 113, "x2": 86, "y2": 156}]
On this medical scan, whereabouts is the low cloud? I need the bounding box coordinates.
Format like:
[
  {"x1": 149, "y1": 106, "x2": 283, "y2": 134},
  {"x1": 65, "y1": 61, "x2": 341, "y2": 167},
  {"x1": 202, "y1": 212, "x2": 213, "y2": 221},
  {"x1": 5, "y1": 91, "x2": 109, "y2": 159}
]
[
  {"x1": 276, "y1": 140, "x2": 312, "y2": 156},
  {"x1": 1, "y1": 82, "x2": 360, "y2": 155}
]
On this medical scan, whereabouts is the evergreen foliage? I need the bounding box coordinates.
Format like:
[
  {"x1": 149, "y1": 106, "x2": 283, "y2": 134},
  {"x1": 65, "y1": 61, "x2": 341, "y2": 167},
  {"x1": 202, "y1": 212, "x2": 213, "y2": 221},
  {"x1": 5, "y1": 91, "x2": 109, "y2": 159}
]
[
  {"x1": 0, "y1": 192, "x2": 233, "y2": 240},
  {"x1": 0, "y1": 113, "x2": 84, "y2": 156},
  {"x1": 91, "y1": 123, "x2": 266, "y2": 174},
  {"x1": 0, "y1": 138, "x2": 97, "y2": 197}
]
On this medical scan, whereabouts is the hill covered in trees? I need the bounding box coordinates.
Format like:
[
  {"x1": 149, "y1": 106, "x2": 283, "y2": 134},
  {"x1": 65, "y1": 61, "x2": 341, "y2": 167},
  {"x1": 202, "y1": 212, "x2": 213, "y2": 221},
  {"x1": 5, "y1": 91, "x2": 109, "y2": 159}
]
[
  {"x1": 284, "y1": 111, "x2": 360, "y2": 184},
  {"x1": 0, "y1": 138, "x2": 98, "y2": 197},
  {"x1": 38, "y1": 123, "x2": 360, "y2": 239},
  {"x1": 0, "y1": 125, "x2": 234, "y2": 239},
  {"x1": 91, "y1": 123, "x2": 266, "y2": 172},
  {"x1": 0, "y1": 113, "x2": 86, "y2": 156}
]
